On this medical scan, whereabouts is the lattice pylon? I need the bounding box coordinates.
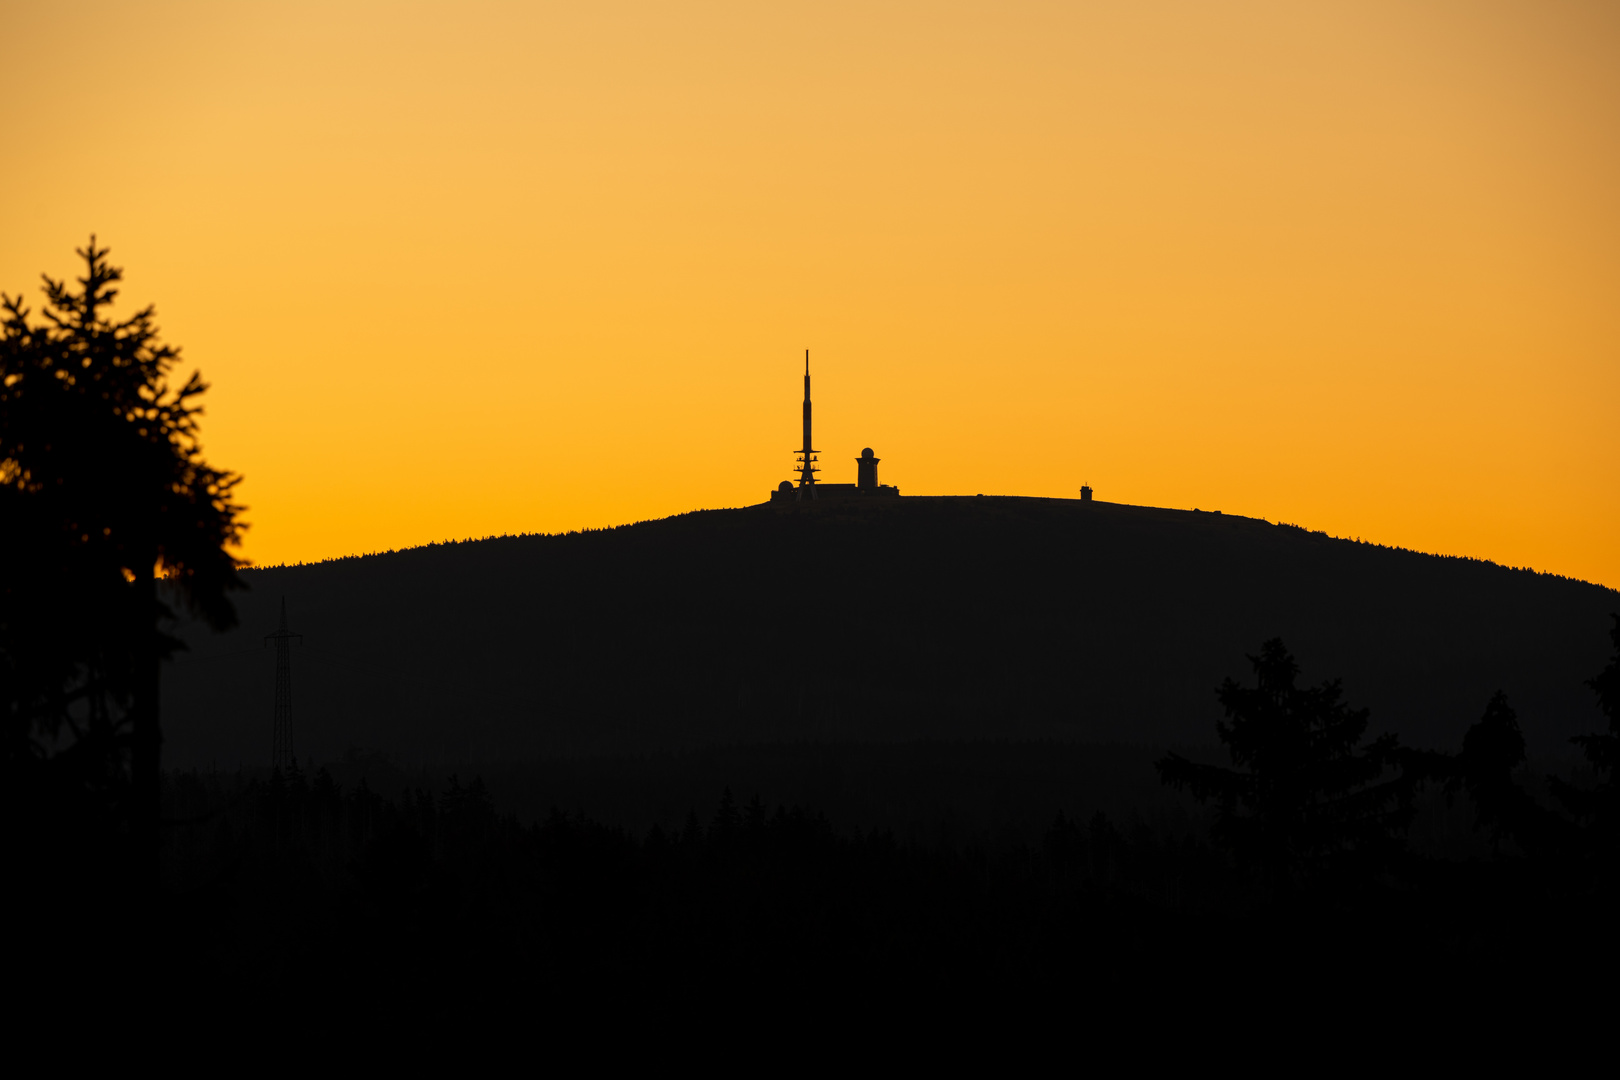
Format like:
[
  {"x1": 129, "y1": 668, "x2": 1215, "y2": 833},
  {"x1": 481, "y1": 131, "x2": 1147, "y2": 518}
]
[{"x1": 264, "y1": 597, "x2": 303, "y2": 771}]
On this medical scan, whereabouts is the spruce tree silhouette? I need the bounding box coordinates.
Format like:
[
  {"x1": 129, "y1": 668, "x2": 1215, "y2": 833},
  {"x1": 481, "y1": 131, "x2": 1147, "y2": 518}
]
[
  {"x1": 1394, "y1": 689, "x2": 1578, "y2": 859},
  {"x1": 1156, "y1": 639, "x2": 1415, "y2": 892},
  {"x1": 1451, "y1": 691, "x2": 1558, "y2": 855},
  {"x1": 0, "y1": 238, "x2": 244, "y2": 893}
]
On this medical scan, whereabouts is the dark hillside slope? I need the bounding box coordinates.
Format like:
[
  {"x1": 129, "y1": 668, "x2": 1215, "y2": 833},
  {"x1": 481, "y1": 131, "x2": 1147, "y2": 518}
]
[{"x1": 163, "y1": 497, "x2": 1617, "y2": 768}]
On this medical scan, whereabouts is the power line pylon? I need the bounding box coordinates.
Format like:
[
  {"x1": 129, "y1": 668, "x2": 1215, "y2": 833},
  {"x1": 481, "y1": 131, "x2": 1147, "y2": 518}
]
[{"x1": 264, "y1": 597, "x2": 303, "y2": 771}]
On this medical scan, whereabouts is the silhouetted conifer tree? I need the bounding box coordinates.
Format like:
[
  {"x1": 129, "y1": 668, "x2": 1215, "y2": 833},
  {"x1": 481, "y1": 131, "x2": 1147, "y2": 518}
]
[
  {"x1": 1397, "y1": 690, "x2": 1571, "y2": 858},
  {"x1": 1, "y1": 238, "x2": 244, "y2": 888},
  {"x1": 1455, "y1": 692, "x2": 1546, "y2": 852},
  {"x1": 1157, "y1": 639, "x2": 1414, "y2": 891}
]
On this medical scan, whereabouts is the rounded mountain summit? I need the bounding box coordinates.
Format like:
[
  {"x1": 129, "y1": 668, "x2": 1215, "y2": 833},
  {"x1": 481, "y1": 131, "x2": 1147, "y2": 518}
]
[{"x1": 164, "y1": 494, "x2": 1617, "y2": 769}]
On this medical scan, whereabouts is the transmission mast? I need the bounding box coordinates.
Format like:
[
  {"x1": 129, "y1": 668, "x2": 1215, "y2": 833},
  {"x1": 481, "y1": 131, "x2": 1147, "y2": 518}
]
[
  {"x1": 264, "y1": 598, "x2": 303, "y2": 771},
  {"x1": 795, "y1": 349, "x2": 819, "y2": 499}
]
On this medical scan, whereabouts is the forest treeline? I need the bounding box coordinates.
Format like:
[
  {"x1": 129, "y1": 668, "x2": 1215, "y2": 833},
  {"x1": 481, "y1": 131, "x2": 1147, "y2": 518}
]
[
  {"x1": 1157, "y1": 627, "x2": 1620, "y2": 895},
  {"x1": 151, "y1": 619, "x2": 1619, "y2": 995}
]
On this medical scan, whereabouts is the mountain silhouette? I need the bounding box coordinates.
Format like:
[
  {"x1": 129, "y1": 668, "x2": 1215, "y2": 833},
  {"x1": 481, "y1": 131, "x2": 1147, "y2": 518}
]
[{"x1": 161, "y1": 496, "x2": 1616, "y2": 770}]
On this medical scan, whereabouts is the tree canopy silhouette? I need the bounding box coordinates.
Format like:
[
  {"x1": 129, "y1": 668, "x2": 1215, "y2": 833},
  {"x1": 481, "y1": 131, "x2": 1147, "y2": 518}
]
[
  {"x1": 1, "y1": 238, "x2": 244, "y2": 880},
  {"x1": 1156, "y1": 639, "x2": 1415, "y2": 890}
]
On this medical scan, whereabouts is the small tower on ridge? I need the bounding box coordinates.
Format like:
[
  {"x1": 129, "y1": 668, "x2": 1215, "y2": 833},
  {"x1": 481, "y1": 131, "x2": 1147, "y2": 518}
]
[{"x1": 857, "y1": 448, "x2": 880, "y2": 489}]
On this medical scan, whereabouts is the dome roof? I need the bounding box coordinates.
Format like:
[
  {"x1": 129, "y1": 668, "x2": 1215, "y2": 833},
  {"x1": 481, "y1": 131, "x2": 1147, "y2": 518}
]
[{"x1": 861, "y1": 447, "x2": 875, "y2": 459}]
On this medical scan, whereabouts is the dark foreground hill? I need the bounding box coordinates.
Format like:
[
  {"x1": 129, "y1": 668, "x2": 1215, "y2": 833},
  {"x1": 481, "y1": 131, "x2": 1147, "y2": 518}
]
[{"x1": 163, "y1": 496, "x2": 1616, "y2": 771}]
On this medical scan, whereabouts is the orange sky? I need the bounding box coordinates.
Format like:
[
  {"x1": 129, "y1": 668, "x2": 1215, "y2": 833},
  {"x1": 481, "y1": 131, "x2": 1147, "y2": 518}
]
[{"x1": 4, "y1": 1, "x2": 1617, "y2": 586}]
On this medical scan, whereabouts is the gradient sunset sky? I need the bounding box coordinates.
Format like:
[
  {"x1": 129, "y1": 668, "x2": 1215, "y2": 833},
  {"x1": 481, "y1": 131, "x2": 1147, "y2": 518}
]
[{"x1": 4, "y1": 1, "x2": 1616, "y2": 586}]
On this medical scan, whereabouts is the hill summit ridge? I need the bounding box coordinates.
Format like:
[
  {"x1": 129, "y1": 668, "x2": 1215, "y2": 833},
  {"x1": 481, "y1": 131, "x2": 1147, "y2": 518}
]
[{"x1": 167, "y1": 496, "x2": 1616, "y2": 768}]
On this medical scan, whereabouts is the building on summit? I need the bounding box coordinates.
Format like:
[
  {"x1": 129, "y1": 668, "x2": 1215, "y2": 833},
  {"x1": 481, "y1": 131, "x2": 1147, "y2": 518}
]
[{"x1": 770, "y1": 351, "x2": 899, "y2": 503}]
